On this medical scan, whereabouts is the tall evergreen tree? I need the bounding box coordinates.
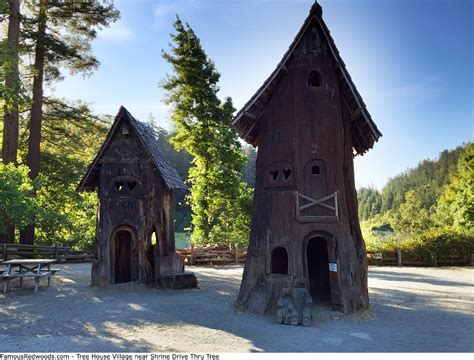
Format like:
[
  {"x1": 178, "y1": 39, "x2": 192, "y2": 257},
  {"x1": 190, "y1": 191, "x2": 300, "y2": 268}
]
[
  {"x1": 19, "y1": 0, "x2": 119, "y2": 244},
  {"x1": 0, "y1": 0, "x2": 21, "y2": 243},
  {"x1": 2, "y1": 0, "x2": 20, "y2": 166},
  {"x1": 161, "y1": 17, "x2": 250, "y2": 244}
]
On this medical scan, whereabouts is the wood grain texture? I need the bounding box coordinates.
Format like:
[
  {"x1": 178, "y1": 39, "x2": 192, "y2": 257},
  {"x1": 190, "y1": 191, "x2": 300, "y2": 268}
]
[
  {"x1": 81, "y1": 109, "x2": 194, "y2": 289},
  {"x1": 235, "y1": 11, "x2": 372, "y2": 316}
]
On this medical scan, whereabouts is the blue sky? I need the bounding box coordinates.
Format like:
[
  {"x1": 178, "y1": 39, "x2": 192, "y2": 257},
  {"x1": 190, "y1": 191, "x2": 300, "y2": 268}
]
[{"x1": 50, "y1": 0, "x2": 473, "y2": 189}]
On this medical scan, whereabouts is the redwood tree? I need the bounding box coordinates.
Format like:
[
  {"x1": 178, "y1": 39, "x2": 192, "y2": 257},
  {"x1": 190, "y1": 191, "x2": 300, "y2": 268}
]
[
  {"x1": 20, "y1": 0, "x2": 119, "y2": 244},
  {"x1": 1, "y1": 0, "x2": 21, "y2": 243}
]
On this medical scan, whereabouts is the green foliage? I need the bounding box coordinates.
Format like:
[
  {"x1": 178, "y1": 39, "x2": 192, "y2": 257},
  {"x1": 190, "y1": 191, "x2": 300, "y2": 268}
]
[
  {"x1": 399, "y1": 229, "x2": 474, "y2": 260},
  {"x1": 360, "y1": 143, "x2": 473, "y2": 260},
  {"x1": 362, "y1": 217, "x2": 474, "y2": 259},
  {"x1": 390, "y1": 189, "x2": 434, "y2": 237},
  {"x1": 24, "y1": 99, "x2": 108, "y2": 249},
  {"x1": 21, "y1": 1, "x2": 119, "y2": 82},
  {"x1": 161, "y1": 17, "x2": 251, "y2": 245},
  {"x1": 360, "y1": 215, "x2": 398, "y2": 253},
  {"x1": 379, "y1": 145, "x2": 465, "y2": 213},
  {"x1": 0, "y1": 163, "x2": 38, "y2": 233},
  {"x1": 357, "y1": 186, "x2": 382, "y2": 220},
  {"x1": 434, "y1": 143, "x2": 473, "y2": 231}
]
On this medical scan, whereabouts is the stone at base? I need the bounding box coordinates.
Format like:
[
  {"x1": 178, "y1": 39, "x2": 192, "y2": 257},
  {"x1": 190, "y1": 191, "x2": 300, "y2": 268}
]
[{"x1": 156, "y1": 272, "x2": 198, "y2": 289}]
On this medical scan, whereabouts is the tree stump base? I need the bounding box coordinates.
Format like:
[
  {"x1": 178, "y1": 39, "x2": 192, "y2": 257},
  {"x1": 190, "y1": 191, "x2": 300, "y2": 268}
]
[
  {"x1": 156, "y1": 272, "x2": 198, "y2": 290},
  {"x1": 275, "y1": 285, "x2": 313, "y2": 326}
]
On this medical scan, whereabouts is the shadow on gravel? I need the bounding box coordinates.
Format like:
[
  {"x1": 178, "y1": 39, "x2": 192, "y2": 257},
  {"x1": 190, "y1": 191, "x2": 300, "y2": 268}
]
[{"x1": 0, "y1": 265, "x2": 473, "y2": 352}]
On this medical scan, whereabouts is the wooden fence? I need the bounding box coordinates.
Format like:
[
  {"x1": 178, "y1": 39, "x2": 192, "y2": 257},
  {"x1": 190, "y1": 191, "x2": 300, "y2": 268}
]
[
  {"x1": 177, "y1": 244, "x2": 247, "y2": 265},
  {"x1": 3, "y1": 242, "x2": 471, "y2": 267},
  {"x1": 0, "y1": 243, "x2": 95, "y2": 263},
  {"x1": 176, "y1": 245, "x2": 472, "y2": 267},
  {"x1": 367, "y1": 250, "x2": 474, "y2": 267}
]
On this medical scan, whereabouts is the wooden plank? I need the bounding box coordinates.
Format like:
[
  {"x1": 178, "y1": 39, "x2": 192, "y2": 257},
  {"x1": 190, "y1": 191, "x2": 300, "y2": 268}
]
[{"x1": 1, "y1": 273, "x2": 51, "y2": 279}]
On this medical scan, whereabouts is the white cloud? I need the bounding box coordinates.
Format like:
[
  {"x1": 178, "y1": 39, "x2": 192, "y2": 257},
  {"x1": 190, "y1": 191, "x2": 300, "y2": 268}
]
[
  {"x1": 153, "y1": 0, "x2": 201, "y2": 28},
  {"x1": 98, "y1": 21, "x2": 133, "y2": 41}
]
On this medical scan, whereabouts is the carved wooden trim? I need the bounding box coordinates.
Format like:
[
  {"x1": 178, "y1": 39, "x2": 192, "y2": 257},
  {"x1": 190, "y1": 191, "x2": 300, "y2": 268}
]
[{"x1": 294, "y1": 191, "x2": 339, "y2": 223}]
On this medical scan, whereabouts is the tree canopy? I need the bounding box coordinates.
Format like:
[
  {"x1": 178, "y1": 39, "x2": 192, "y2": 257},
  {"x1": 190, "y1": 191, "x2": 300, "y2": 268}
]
[
  {"x1": 359, "y1": 143, "x2": 473, "y2": 256},
  {"x1": 161, "y1": 17, "x2": 252, "y2": 245}
]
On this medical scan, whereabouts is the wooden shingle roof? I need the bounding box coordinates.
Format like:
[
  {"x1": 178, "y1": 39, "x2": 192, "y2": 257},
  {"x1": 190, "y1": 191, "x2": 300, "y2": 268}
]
[
  {"x1": 78, "y1": 106, "x2": 186, "y2": 191},
  {"x1": 231, "y1": 1, "x2": 382, "y2": 155}
]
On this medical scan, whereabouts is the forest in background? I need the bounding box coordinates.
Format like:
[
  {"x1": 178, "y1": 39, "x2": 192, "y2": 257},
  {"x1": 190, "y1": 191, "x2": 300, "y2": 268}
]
[
  {"x1": 0, "y1": 1, "x2": 472, "y2": 259},
  {"x1": 358, "y1": 143, "x2": 473, "y2": 259}
]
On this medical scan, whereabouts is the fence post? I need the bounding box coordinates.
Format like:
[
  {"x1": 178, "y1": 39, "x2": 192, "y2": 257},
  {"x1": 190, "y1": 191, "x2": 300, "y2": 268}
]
[
  {"x1": 397, "y1": 248, "x2": 402, "y2": 267},
  {"x1": 54, "y1": 245, "x2": 60, "y2": 260},
  {"x1": 190, "y1": 243, "x2": 194, "y2": 266},
  {"x1": 235, "y1": 244, "x2": 239, "y2": 264},
  {"x1": 470, "y1": 253, "x2": 474, "y2": 266},
  {"x1": 432, "y1": 254, "x2": 438, "y2": 267}
]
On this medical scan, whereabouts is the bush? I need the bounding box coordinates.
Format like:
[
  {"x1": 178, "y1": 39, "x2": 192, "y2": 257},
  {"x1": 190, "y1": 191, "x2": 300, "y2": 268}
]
[
  {"x1": 402, "y1": 228, "x2": 474, "y2": 259},
  {"x1": 0, "y1": 163, "x2": 38, "y2": 234}
]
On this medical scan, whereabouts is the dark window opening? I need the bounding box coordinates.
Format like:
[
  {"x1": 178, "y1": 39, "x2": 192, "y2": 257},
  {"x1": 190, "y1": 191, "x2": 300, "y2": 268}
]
[
  {"x1": 283, "y1": 168, "x2": 292, "y2": 181},
  {"x1": 312, "y1": 165, "x2": 320, "y2": 175},
  {"x1": 127, "y1": 181, "x2": 136, "y2": 191},
  {"x1": 115, "y1": 181, "x2": 124, "y2": 191},
  {"x1": 150, "y1": 231, "x2": 157, "y2": 246},
  {"x1": 308, "y1": 70, "x2": 321, "y2": 87},
  {"x1": 269, "y1": 170, "x2": 279, "y2": 182},
  {"x1": 271, "y1": 247, "x2": 288, "y2": 274}
]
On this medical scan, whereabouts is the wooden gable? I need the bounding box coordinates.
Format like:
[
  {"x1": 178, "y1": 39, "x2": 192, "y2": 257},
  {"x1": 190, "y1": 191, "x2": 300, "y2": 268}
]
[
  {"x1": 232, "y1": 2, "x2": 382, "y2": 155},
  {"x1": 78, "y1": 106, "x2": 186, "y2": 192}
]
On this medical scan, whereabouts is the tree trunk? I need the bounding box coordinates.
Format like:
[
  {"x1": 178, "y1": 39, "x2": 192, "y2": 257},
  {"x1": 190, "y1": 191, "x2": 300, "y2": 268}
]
[
  {"x1": 20, "y1": 0, "x2": 48, "y2": 245},
  {"x1": 1, "y1": 0, "x2": 21, "y2": 244},
  {"x1": 2, "y1": 0, "x2": 20, "y2": 166}
]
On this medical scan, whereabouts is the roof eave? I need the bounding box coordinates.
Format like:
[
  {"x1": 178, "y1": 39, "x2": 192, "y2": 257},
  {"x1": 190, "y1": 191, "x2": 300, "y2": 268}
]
[{"x1": 231, "y1": 2, "x2": 382, "y2": 153}]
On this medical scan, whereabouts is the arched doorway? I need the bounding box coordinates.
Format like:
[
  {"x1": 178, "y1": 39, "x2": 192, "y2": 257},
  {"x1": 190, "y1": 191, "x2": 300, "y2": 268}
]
[
  {"x1": 114, "y1": 229, "x2": 132, "y2": 283},
  {"x1": 306, "y1": 236, "x2": 330, "y2": 302}
]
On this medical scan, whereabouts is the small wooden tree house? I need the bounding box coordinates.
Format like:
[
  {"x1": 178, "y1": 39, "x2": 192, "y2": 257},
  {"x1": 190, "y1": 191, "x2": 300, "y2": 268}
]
[
  {"x1": 232, "y1": 2, "x2": 381, "y2": 323},
  {"x1": 78, "y1": 106, "x2": 197, "y2": 290}
]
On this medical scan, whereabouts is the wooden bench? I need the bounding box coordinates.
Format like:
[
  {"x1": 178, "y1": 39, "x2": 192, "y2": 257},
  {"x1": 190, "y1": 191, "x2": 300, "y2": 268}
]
[{"x1": 14, "y1": 268, "x2": 61, "y2": 274}]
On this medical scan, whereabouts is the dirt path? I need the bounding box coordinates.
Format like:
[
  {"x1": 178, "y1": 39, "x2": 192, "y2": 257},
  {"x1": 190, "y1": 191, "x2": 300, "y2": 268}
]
[{"x1": 0, "y1": 264, "x2": 472, "y2": 352}]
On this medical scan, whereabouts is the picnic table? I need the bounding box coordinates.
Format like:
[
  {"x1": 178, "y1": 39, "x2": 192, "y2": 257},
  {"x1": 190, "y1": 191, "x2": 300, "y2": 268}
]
[{"x1": 1, "y1": 259, "x2": 60, "y2": 294}]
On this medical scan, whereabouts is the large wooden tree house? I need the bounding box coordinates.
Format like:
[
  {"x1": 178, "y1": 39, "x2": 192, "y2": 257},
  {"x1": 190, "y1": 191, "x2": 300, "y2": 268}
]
[
  {"x1": 232, "y1": 2, "x2": 381, "y2": 323},
  {"x1": 78, "y1": 106, "x2": 197, "y2": 290}
]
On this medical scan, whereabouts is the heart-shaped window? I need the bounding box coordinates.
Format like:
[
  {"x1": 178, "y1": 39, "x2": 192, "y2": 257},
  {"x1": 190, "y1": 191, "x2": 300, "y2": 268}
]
[
  {"x1": 269, "y1": 170, "x2": 279, "y2": 182},
  {"x1": 283, "y1": 168, "x2": 292, "y2": 181},
  {"x1": 127, "y1": 181, "x2": 137, "y2": 191},
  {"x1": 115, "y1": 181, "x2": 124, "y2": 191}
]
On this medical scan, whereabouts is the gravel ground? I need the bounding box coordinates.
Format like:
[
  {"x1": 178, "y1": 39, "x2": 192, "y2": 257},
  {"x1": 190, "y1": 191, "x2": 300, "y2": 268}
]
[{"x1": 0, "y1": 264, "x2": 473, "y2": 352}]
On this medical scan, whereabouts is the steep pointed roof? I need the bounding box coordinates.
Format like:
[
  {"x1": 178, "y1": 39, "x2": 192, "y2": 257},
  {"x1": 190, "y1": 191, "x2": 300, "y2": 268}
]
[
  {"x1": 232, "y1": 2, "x2": 382, "y2": 155},
  {"x1": 78, "y1": 106, "x2": 186, "y2": 191}
]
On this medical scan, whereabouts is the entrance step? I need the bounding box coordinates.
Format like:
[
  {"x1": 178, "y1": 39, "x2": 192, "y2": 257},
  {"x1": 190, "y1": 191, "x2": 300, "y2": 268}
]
[{"x1": 310, "y1": 303, "x2": 343, "y2": 324}]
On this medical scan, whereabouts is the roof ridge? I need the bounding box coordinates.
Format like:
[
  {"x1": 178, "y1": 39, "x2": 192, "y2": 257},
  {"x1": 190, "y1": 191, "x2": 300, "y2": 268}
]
[
  {"x1": 231, "y1": 1, "x2": 381, "y2": 155},
  {"x1": 78, "y1": 106, "x2": 186, "y2": 191}
]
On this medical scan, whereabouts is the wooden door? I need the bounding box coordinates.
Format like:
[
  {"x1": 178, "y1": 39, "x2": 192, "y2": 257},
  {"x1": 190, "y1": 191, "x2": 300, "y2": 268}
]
[{"x1": 114, "y1": 230, "x2": 132, "y2": 283}]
